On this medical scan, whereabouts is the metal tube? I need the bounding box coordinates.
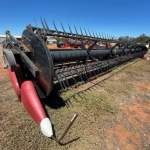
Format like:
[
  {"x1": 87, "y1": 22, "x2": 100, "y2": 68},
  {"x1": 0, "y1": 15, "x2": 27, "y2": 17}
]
[
  {"x1": 49, "y1": 49, "x2": 112, "y2": 63},
  {"x1": 50, "y1": 50, "x2": 88, "y2": 62}
]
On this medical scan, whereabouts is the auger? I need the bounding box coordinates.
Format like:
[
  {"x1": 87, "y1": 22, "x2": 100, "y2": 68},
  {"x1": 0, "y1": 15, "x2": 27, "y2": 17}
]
[{"x1": 2, "y1": 20, "x2": 148, "y2": 144}]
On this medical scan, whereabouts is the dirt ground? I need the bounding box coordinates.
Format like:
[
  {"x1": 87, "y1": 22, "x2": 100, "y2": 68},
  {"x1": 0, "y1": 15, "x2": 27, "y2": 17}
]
[{"x1": 1, "y1": 55, "x2": 150, "y2": 150}]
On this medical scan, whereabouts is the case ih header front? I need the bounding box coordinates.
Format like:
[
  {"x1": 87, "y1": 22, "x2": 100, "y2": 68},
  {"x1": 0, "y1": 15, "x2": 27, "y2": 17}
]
[{"x1": 2, "y1": 20, "x2": 148, "y2": 144}]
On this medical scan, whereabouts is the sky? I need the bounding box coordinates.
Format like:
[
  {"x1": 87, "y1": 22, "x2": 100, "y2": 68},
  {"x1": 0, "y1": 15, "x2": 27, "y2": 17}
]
[{"x1": 0, "y1": 0, "x2": 150, "y2": 37}]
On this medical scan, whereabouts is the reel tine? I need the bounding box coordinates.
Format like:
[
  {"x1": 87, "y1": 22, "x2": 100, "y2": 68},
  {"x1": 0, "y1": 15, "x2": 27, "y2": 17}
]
[
  {"x1": 84, "y1": 28, "x2": 88, "y2": 36},
  {"x1": 95, "y1": 32, "x2": 98, "y2": 38},
  {"x1": 101, "y1": 33, "x2": 103, "y2": 39},
  {"x1": 88, "y1": 29, "x2": 92, "y2": 37},
  {"x1": 112, "y1": 35, "x2": 114, "y2": 40},
  {"x1": 41, "y1": 18, "x2": 46, "y2": 30},
  {"x1": 40, "y1": 18, "x2": 44, "y2": 28},
  {"x1": 99, "y1": 33, "x2": 102, "y2": 39},
  {"x1": 60, "y1": 22, "x2": 66, "y2": 34},
  {"x1": 111, "y1": 35, "x2": 114, "y2": 40},
  {"x1": 108, "y1": 34, "x2": 110, "y2": 40},
  {"x1": 106, "y1": 34, "x2": 108, "y2": 40},
  {"x1": 104, "y1": 33, "x2": 106, "y2": 40},
  {"x1": 102, "y1": 33, "x2": 104, "y2": 40},
  {"x1": 41, "y1": 18, "x2": 48, "y2": 35},
  {"x1": 103, "y1": 33, "x2": 105, "y2": 40},
  {"x1": 107, "y1": 34, "x2": 110, "y2": 40},
  {"x1": 94, "y1": 32, "x2": 97, "y2": 38},
  {"x1": 110, "y1": 34, "x2": 112, "y2": 40},
  {"x1": 109, "y1": 34, "x2": 111, "y2": 40},
  {"x1": 68, "y1": 24, "x2": 73, "y2": 34},
  {"x1": 74, "y1": 25, "x2": 79, "y2": 36},
  {"x1": 96, "y1": 32, "x2": 98, "y2": 38},
  {"x1": 105, "y1": 34, "x2": 107, "y2": 40},
  {"x1": 92, "y1": 32, "x2": 95, "y2": 38},
  {"x1": 80, "y1": 27, "x2": 83, "y2": 36},
  {"x1": 44, "y1": 18, "x2": 50, "y2": 31},
  {"x1": 53, "y1": 20, "x2": 59, "y2": 33},
  {"x1": 96, "y1": 32, "x2": 99, "y2": 38},
  {"x1": 111, "y1": 35, "x2": 113, "y2": 40}
]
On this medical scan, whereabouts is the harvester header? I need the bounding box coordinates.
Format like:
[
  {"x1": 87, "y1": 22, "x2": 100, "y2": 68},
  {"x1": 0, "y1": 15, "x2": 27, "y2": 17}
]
[{"x1": 1, "y1": 20, "x2": 148, "y2": 144}]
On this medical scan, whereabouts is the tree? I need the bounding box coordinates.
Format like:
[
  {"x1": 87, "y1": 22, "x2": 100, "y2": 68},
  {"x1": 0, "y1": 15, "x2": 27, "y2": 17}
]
[{"x1": 136, "y1": 34, "x2": 150, "y2": 44}]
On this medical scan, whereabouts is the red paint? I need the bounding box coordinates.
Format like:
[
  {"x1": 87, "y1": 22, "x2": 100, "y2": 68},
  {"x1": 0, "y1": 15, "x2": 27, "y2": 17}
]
[
  {"x1": 21, "y1": 81, "x2": 47, "y2": 124},
  {"x1": 8, "y1": 69, "x2": 20, "y2": 97}
]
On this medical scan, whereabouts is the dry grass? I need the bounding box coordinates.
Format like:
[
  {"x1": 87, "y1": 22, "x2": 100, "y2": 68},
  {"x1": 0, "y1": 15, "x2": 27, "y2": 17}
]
[{"x1": 1, "y1": 55, "x2": 150, "y2": 149}]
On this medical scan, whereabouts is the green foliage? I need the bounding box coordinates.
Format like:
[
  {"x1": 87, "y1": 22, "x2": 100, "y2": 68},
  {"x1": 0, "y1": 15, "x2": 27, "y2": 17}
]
[
  {"x1": 136, "y1": 34, "x2": 150, "y2": 44},
  {"x1": 119, "y1": 34, "x2": 150, "y2": 45}
]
